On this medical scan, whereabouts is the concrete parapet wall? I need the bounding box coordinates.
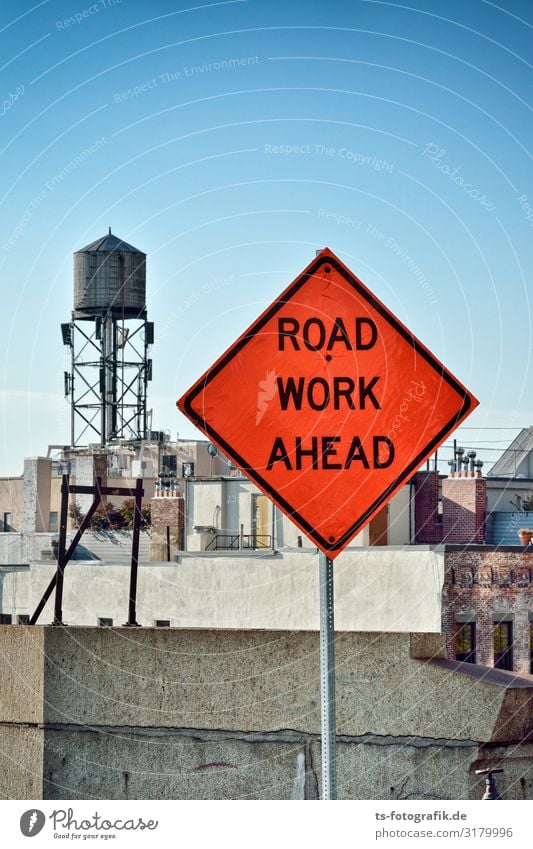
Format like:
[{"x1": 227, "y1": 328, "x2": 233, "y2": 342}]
[
  {"x1": 0, "y1": 627, "x2": 532, "y2": 800},
  {"x1": 1, "y1": 548, "x2": 445, "y2": 632},
  {"x1": 0, "y1": 625, "x2": 44, "y2": 724}
]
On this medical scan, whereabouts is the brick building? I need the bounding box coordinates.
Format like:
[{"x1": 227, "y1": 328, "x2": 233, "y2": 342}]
[
  {"x1": 414, "y1": 466, "x2": 533, "y2": 676},
  {"x1": 444, "y1": 547, "x2": 532, "y2": 676}
]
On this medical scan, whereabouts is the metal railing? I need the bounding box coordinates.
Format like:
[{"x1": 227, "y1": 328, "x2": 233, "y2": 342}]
[{"x1": 205, "y1": 534, "x2": 272, "y2": 551}]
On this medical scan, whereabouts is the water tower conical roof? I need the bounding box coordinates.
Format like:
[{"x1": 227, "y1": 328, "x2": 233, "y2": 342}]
[
  {"x1": 76, "y1": 229, "x2": 145, "y2": 255},
  {"x1": 73, "y1": 228, "x2": 147, "y2": 318}
]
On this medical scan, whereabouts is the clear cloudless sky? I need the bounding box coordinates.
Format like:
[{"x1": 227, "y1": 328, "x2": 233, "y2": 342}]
[{"x1": 0, "y1": 0, "x2": 532, "y2": 475}]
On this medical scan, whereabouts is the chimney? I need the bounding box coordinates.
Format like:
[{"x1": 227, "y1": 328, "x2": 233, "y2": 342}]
[
  {"x1": 442, "y1": 449, "x2": 486, "y2": 543},
  {"x1": 413, "y1": 470, "x2": 443, "y2": 543}
]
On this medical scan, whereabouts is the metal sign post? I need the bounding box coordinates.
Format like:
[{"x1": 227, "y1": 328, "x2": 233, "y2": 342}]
[{"x1": 319, "y1": 551, "x2": 337, "y2": 800}]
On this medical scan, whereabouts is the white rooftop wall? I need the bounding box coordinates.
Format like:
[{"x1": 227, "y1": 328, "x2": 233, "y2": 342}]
[{"x1": 1, "y1": 547, "x2": 443, "y2": 633}]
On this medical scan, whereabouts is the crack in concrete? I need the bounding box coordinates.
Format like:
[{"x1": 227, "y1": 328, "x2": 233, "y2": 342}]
[{"x1": 0, "y1": 720, "x2": 481, "y2": 747}]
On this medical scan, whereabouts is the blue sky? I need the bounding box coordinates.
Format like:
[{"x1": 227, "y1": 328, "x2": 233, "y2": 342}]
[{"x1": 0, "y1": 0, "x2": 532, "y2": 475}]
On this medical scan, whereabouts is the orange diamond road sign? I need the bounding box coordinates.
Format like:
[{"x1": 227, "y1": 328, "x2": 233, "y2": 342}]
[{"x1": 177, "y1": 248, "x2": 478, "y2": 557}]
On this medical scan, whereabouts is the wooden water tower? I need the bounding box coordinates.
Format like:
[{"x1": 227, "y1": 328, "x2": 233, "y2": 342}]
[{"x1": 62, "y1": 229, "x2": 154, "y2": 446}]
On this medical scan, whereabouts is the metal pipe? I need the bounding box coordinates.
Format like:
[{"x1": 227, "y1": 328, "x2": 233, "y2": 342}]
[
  {"x1": 319, "y1": 551, "x2": 337, "y2": 799},
  {"x1": 184, "y1": 475, "x2": 189, "y2": 552},
  {"x1": 112, "y1": 320, "x2": 118, "y2": 436},
  {"x1": 104, "y1": 316, "x2": 114, "y2": 442},
  {"x1": 124, "y1": 477, "x2": 143, "y2": 626},
  {"x1": 475, "y1": 767, "x2": 504, "y2": 800},
  {"x1": 143, "y1": 320, "x2": 149, "y2": 439},
  {"x1": 52, "y1": 474, "x2": 70, "y2": 625},
  {"x1": 70, "y1": 320, "x2": 75, "y2": 447}
]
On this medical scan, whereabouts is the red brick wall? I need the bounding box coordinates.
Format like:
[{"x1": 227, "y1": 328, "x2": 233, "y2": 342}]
[
  {"x1": 413, "y1": 471, "x2": 443, "y2": 543},
  {"x1": 150, "y1": 497, "x2": 184, "y2": 530},
  {"x1": 443, "y1": 548, "x2": 533, "y2": 676},
  {"x1": 442, "y1": 477, "x2": 486, "y2": 544}
]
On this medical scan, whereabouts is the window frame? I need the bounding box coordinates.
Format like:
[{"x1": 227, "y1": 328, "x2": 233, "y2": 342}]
[
  {"x1": 493, "y1": 619, "x2": 514, "y2": 671},
  {"x1": 455, "y1": 621, "x2": 476, "y2": 664}
]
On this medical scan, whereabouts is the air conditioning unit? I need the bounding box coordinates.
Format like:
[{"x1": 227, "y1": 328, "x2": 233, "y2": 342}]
[{"x1": 132, "y1": 460, "x2": 154, "y2": 478}]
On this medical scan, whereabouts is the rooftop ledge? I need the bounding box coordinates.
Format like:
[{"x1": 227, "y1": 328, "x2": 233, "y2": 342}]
[
  {"x1": 418, "y1": 656, "x2": 533, "y2": 689},
  {"x1": 442, "y1": 543, "x2": 533, "y2": 553},
  {"x1": 174, "y1": 544, "x2": 439, "y2": 560}
]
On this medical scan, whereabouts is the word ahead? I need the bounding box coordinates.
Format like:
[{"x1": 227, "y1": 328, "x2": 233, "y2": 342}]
[
  {"x1": 266, "y1": 435, "x2": 394, "y2": 471},
  {"x1": 178, "y1": 248, "x2": 477, "y2": 556}
]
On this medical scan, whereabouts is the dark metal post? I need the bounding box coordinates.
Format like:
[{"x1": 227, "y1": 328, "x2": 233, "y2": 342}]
[
  {"x1": 166, "y1": 525, "x2": 171, "y2": 562},
  {"x1": 30, "y1": 487, "x2": 101, "y2": 625},
  {"x1": 124, "y1": 478, "x2": 143, "y2": 626},
  {"x1": 70, "y1": 324, "x2": 75, "y2": 447},
  {"x1": 52, "y1": 474, "x2": 70, "y2": 625},
  {"x1": 319, "y1": 551, "x2": 337, "y2": 799}
]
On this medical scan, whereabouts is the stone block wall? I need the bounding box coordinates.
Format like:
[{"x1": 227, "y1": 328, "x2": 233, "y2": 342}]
[{"x1": 0, "y1": 627, "x2": 532, "y2": 800}]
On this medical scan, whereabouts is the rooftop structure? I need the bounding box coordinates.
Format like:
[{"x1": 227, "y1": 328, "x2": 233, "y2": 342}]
[{"x1": 63, "y1": 229, "x2": 153, "y2": 446}]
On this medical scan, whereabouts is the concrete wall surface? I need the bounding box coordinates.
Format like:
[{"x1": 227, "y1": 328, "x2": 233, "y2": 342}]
[
  {"x1": 0, "y1": 477, "x2": 23, "y2": 533},
  {"x1": 0, "y1": 627, "x2": 531, "y2": 800},
  {"x1": 0, "y1": 532, "x2": 59, "y2": 565},
  {"x1": 1, "y1": 547, "x2": 444, "y2": 632}
]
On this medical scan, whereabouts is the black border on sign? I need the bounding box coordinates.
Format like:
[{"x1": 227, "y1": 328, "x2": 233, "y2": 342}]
[{"x1": 182, "y1": 254, "x2": 474, "y2": 554}]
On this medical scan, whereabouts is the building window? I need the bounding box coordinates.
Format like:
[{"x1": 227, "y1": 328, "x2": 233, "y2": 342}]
[
  {"x1": 154, "y1": 619, "x2": 170, "y2": 627},
  {"x1": 494, "y1": 621, "x2": 513, "y2": 671},
  {"x1": 49, "y1": 512, "x2": 58, "y2": 533},
  {"x1": 162, "y1": 455, "x2": 177, "y2": 475},
  {"x1": 455, "y1": 622, "x2": 476, "y2": 663},
  {"x1": 182, "y1": 462, "x2": 194, "y2": 478},
  {"x1": 17, "y1": 615, "x2": 30, "y2": 624},
  {"x1": 97, "y1": 617, "x2": 113, "y2": 628},
  {"x1": 0, "y1": 614, "x2": 12, "y2": 624},
  {"x1": 2, "y1": 512, "x2": 12, "y2": 532}
]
